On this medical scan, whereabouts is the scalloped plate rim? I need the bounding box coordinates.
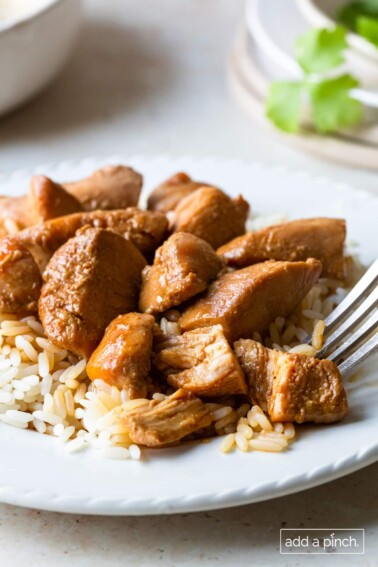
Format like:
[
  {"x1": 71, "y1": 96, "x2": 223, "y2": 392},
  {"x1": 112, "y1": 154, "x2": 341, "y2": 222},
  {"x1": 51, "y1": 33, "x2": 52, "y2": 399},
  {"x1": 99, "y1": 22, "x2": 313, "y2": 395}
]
[{"x1": 0, "y1": 154, "x2": 377, "y2": 516}]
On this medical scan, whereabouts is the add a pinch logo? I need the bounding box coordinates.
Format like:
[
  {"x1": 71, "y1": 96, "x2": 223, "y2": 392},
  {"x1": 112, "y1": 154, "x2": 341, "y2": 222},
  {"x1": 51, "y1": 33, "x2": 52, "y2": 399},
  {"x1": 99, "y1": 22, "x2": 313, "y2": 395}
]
[{"x1": 280, "y1": 529, "x2": 364, "y2": 555}]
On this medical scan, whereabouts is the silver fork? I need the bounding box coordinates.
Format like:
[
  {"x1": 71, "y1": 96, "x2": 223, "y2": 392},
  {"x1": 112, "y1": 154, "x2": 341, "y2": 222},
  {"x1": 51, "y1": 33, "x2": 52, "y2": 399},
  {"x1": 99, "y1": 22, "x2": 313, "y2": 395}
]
[{"x1": 307, "y1": 259, "x2": 378, "y2": 378}]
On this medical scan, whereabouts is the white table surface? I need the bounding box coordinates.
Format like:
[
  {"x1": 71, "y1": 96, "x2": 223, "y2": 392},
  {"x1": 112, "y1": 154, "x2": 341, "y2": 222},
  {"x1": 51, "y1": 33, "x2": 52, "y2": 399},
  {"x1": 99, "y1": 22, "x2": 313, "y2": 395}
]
[{"x1": 0, "y1": 1, "x2": 377, "y2": 565}]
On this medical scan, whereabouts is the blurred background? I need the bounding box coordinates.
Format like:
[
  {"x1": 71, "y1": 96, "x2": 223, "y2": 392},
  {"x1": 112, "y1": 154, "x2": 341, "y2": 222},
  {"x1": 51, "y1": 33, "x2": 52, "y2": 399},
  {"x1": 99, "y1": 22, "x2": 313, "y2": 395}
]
[
  {"x1": 1, "y1": 2, "x2": 377, "y2": 566},
  {"x1": 1, "y1": 0, "x2": 377, "y2": 193}
]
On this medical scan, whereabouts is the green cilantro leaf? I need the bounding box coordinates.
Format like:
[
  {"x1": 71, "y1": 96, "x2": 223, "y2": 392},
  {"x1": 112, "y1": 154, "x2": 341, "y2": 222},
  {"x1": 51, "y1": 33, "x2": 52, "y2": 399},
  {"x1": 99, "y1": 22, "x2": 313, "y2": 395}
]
[
  {"x1": 337, "y1": 0, "x2": 378, "y2": 30},
  {"x1": 265, "y1": 25, "x2": 363, "y2": 134},
  {"x1": 356, "y1": 15, "x2": 378, "y2": 45},
  {"x1": 307, "y1": 74, "x2": 362, "y2": 132},
  {"x1": 265, "y1": 82, "x2": 302, "y2": 133},
  {"x1": 295, "y1": 26, "x2": 347, "y2": 73}
]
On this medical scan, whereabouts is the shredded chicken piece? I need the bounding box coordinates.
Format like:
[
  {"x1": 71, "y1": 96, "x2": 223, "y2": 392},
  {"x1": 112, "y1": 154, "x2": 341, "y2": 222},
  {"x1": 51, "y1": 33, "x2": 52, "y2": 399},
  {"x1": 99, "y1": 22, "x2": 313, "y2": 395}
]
[
  {"x1": 234, "y1": 339, "x2": 349, "y2": 423},
  {"x1": 154, "y1": 325, "x2": 247, "y2": 397},
  {"x1": 113, "y1": 389, "x2": 212, "y2": 447}
]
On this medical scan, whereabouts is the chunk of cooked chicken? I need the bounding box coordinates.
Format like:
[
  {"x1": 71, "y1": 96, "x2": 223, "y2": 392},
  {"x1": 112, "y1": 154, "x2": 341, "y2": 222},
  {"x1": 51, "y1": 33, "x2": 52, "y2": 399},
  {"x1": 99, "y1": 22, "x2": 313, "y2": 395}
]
[
  {"x1": 39, "y1": 228, "x2": 146, "y2": 357},
  {"x1": 0, "y1": 237, "x2": 42, "y2": 313},
  {"x1": 170, "y1": 187, "x2": 249, "y2": 249},
  {"x1": 63, "y1": 165, "x2": 142, "y2": 211},
  {"x1": 180, "y1": 259, "x2": 322, "y2": 342},
  {"x1": 16, "y1": 208, "x2": 168, "y2": 271},
  {"x1": 0, "y1": 195, "x2": 32, "y2": 230},
  {"x1": 29, "y1": 175, "x2": 83, "y2": 222},
  {"x1": 0, "y1": 165, "x2": 142, "y2": 230},
  {"x1": 139, "y1": 232, "x2": 225, "y2": 314},
  {"x1": 113, "y1": 389, "x2": 212, "y2": 447},
  {"x1": 87, "y1": 313, "x2": 155, "y2": 399},
  {"x1": 0, "y1": 177, "x2": 83, "y2": 230},
  {"x1": 154, "y1": 325, "x2": 247, "y2": 397},
  {"x1": 218, "y1": 218, "x2": 346, "y2": 280},
  {"x1": 234, "y1": 339, "x2": 349, "y2": 423},
  {"x1": 147, "y1": 172, "x2": 209, "y2": 213}
]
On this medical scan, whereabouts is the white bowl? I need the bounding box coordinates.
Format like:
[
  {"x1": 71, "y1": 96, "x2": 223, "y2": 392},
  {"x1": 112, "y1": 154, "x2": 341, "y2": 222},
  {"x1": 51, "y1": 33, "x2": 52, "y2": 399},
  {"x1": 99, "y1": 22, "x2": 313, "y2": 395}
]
[
  {"x1": 233, "y1": 28, "x2": 378, "y2": 143},
  {"x1": 296, "y1": 0, "x2": 378, "y2": 63},
  {"x1": 0, "y1": 0, "x2": 82, "y2": 117},
  {"x1": 246, "y1": 0, "x2": 378, "y2": 109}
]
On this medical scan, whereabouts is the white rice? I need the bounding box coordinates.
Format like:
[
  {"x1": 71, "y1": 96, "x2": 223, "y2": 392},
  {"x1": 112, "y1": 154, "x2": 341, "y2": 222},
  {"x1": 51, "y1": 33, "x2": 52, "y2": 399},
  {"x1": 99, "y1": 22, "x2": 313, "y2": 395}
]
[
  {"x1": 0, "y1": 315, "x2": 142, "y2": 458},
  {"x1": 212, "y1": 273, "x2": 352, "y2": 454},
  {"x1": 0, "y1": 250, "x2": 352, "y2": 459}
]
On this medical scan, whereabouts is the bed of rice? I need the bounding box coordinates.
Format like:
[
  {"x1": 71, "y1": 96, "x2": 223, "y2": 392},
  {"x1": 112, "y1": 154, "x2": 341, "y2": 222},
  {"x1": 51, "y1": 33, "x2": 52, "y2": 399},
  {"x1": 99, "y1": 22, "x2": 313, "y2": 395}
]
[
  {"x1": 0, "y1": 212, "x2": 358, "y2": 459},
  {"x1": 0, "y1": 274, "x2": 349, "y2": 459}
]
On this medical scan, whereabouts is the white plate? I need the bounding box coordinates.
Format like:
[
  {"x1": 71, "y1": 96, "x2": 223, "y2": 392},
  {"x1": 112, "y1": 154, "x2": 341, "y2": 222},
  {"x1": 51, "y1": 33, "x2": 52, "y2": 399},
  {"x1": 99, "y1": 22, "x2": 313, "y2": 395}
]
[{"x1": 0, "y1": 155, "x2": 377, "y2": 516}]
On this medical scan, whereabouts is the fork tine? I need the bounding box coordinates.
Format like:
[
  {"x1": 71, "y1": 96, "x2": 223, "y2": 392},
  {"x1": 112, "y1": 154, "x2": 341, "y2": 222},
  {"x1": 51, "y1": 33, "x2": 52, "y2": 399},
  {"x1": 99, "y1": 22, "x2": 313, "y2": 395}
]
[
  {"x1": 322, "y1": 259, "x2": 378, "y2": 336},
  {"x1": 316, "y1": 287, "x2": 378, "y2": 359},
  {"x1": 326, "y1": 310, "x2": 378, "y2": 364},
  {"x1": 339, "y1": 333, "x2": 378, "y2": 378}
]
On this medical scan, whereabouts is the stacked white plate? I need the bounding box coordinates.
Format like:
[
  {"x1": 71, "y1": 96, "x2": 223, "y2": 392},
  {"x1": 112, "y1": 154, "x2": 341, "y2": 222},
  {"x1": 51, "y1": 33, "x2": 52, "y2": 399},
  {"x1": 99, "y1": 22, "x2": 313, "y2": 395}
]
[{"x1": 230, "y1": 0, "x2": 378, "y2": 169}]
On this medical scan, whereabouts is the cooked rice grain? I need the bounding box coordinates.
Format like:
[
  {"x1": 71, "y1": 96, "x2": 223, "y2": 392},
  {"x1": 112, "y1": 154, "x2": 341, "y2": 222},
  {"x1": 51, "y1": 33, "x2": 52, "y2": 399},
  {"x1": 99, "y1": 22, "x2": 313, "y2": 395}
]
[
  {"x1": 312, "y1": 320, "x2": 326, "y2": 350},
  {"x1": 235, "y1": 432, "x2": 249, "y2": 452},
  {"x1": 220, "y1": 433, "x2": 236, "y2": 453},
  {"x1": 249, "y1": 437, "x2": 288, "y2": 452},
  {"x1": 0, "y1": 267, "x2": 349, "y2": 459}
]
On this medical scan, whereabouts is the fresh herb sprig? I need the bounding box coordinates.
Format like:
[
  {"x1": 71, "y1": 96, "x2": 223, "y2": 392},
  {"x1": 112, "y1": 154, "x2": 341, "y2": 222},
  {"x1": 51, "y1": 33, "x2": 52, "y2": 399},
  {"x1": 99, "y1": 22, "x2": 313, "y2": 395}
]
[
  {"x1": 356, "y1": 16, "x2": 378, "y2": 46},
  {"x1": 338, "y1": 0, "x2": 378, "y2": 46},
  {"x1": 266, "y1": 26, "x2": 362, "y2": 134}
]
